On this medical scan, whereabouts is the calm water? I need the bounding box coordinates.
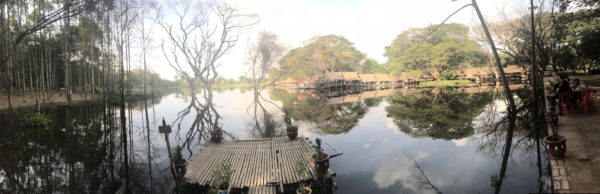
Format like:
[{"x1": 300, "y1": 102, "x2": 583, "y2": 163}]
[{"x1": 0, "y1": 87, "x2": 544, "y2": 194}]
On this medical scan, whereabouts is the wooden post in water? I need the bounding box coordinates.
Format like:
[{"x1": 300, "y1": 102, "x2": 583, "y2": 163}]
[{"x1": 159, "y1": 118, "x2": 182, "y2": 192}]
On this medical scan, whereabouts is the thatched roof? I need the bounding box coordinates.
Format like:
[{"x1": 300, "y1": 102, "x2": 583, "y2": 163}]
[
  {"x1": 359, "y1": 74, "x2": 378, "y2": 82},
  {"x1": 503, "y1": 65, "x2": 524, "y2": 74},
  {"x1": 341, "y1": 72, "x2": 360, "y2": 81},
  {"x1": 323, "y1": 72, "x2": 344, "y2": 81},
  {"x1": 457, "y1": 67, "x2": 495, "y2": 77},
  {"x1": 284, "y1": 78, "x2": 296, "y2": 83}
]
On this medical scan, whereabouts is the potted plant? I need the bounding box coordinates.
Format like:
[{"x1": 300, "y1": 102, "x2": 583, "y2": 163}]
[
  {"x1": 309, "y1": 138, "x2": 330, "y2": 175},
  {"x1": 212, "y1": 164, "x2": 233, "y2": 194},
  {"x1": 211, "y1": 126, "x2": 224, "y2": 143},
  {"x1": 546, "y1": 111, "x2": 558, "y2": 127},
  {"x1": 287, "y1": 125, "x2": 299, "y2": 140},
  {"x1": 171, "y1": 146, "x2": 188, "y2": 178},
  {"x1": 295, "y1": 160, "x2": 312, "y2": 194},
  {"x1": 544, "y1": 116, "x2": 566, "y2": 159},
  {"x1": 284, "y1": 111, "x2": 298, "y2": 140}
]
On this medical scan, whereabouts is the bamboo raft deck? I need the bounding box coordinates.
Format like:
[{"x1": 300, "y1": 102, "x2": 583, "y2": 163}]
[{"x1": 184, "y1": 136, "x2": 327, "y2": 194}]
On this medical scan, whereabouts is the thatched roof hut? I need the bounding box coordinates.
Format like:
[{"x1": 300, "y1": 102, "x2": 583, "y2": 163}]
[
  {"x1": 359, "y1": 74, "x2": 378, "y2": 83},
  {"x1": 341, "y1": 72, "x2": 361, "y2": 81}
]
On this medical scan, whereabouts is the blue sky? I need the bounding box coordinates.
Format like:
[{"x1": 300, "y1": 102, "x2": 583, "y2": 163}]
[{"x1": 147, "y1": 0, "x2": 522, "y2": 80}]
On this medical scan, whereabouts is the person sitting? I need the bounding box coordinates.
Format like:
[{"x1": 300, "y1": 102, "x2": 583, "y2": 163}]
[
  {"x1": 571, "y1": 78, "x2": 587, "y2": 110},
  {"x1": 553, "y1": 75, "x2": 572, "y2": 114},
  {"x1": 571, "y1": 78, "x2": 587, "y2": 92}
]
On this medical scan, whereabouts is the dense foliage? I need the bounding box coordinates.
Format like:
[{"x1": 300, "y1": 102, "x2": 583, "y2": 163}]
[
  {"x1": 272, "y1": 35, "x2": 366, "y2": 79},
  {"x1": 384, "y1": 23, "x2": 488, "y2": 80}
]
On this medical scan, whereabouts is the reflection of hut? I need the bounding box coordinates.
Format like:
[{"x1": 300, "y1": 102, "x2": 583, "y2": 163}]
[
  {"x1": 274, "y1": 80, "x2": 286, "y2": 87},
  {"x1": 284, "y1": 78, "x2": 297, "y2": 88},
  {"x1": 327, "y1": 96, "x2": 345, "y2": 104},
  {"x1": 376, "y1": 89, "x2": 396, "y2": 97},
  {"x1": 359, "y1": 90, "x2": 379, "y2": 99},
  {"x1": 359, "y1": 74, "x2": 378, "y2": 87},
  {"x1": 295, "y1": 77, "x2": 310, "y2": 88},
  {"x1": 341, "y1": 72, "x2": 362, "y2": 87},
  {"x1": 344, "y1": 93, "x2": 361, "y2": 103}
]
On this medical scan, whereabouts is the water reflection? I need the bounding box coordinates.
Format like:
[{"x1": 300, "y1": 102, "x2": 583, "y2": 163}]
[
  {"x1": 0, "y1": 96, "x2": 164, "y2": 193},
  {"x1": 270, "y1": 89, "x2": 368, "y2": 134},
  {"x1": 386, "y1": 88, "x2": 493, "y2": 140},
  {"x1": 0, "y1": 86, "x2": 545, "y2": 194}
]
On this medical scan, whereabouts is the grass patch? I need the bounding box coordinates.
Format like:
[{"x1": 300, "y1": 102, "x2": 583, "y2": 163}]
[{"x1": 420, "y1": 80, "x2": 472, "y2": 87}]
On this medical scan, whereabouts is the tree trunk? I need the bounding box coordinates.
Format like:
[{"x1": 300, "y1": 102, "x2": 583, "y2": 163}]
[{"x1": 64, "y1": 0, "x2": 72, "y2": 106}]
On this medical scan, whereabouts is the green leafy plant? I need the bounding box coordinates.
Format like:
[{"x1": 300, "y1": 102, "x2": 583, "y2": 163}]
[
  {"x1": 172, "y1": 146, "x2": 183, "y2": 161},
  {"x1": 295, "y1": 160, "x2": 312, "y2": 194},
  {"x1": 212, "y1": 164, "x2": 233, "y2": 190},
  {"x1": 546, "y1": 112, "x2": 560, "y2": 141},
  {"x1": 312, "y1": 138, "x2": 327, "y2": 160},
  {"x1": 20, "y1": 111, "x2": 51, "y2": 128}
]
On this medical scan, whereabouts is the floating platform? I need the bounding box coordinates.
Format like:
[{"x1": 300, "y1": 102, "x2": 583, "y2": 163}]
[{"x1": 184, "y1": 136, "x2": 332, "y2": 194}]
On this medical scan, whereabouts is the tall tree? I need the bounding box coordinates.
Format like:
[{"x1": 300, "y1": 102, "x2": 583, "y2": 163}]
[
  {"x1": 275, "y1": 35, "x2": 365, "y2": 79},
  {"x1": 156, "y1": 0, "x2": 257, "y2": 94},
  {"x1": 385, "y1": 23, "x2": 488, "y2": 80}
]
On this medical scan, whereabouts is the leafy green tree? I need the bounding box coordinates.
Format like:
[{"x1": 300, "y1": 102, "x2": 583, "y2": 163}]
[
  {"x1": 554, "y1": 0, "x2": 600, "y2": 68},
  {"x1": 385, "y1": 23, "x2": 487, "y2": 80},
  {"x1": 361, "y1": 58, "x2": 387, "y2": 73},
  {"x1": 274, "y1": 35, "x2": 365, "y2": 78}
]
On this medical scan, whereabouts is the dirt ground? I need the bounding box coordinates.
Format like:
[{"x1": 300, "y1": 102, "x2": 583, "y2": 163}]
[
  {"x1": 555, "y1": 75, "x2": 600, "y2": 193},
  {"x1": 0, "y1": 91, "x2": 94, "y2": 109}
]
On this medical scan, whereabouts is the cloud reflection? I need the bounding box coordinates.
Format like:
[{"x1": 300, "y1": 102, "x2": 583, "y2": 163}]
[{"x1": 372, "y1": 153, "x2": 437, "y2": 194}]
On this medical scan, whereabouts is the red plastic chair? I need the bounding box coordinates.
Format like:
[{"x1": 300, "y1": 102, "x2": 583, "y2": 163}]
[
  {"x1": 581, "y1": 90, "x2": 596, "y2": 115},
  {"x1": 560, "y1": 91, "x2": 573, "y2": 114}
]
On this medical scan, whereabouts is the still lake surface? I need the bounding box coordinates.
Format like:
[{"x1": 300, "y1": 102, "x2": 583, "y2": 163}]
[{"x1": 0, "y1": 87, "x2": 543, "y2": 194}]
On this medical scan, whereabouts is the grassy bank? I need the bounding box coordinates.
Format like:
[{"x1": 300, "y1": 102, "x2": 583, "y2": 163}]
[{"x1": 420, "y1": 80, "x2": 472, "y2": 87}]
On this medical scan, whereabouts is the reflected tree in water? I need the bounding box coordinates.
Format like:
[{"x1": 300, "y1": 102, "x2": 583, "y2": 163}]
[
  {"x1": 270, "y1": 89, "x2": 369, "y2": 134},
  {"x1": 245, "y1": 32, "x2": 286, "y2": 138},
  {"x1": 386, "y1": 88, "x2": 493, "y2": 140}
]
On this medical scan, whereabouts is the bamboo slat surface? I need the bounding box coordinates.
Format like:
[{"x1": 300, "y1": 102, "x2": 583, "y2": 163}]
[{"x1": 184, "y1": 136, "x2": 317, "y2": 193}]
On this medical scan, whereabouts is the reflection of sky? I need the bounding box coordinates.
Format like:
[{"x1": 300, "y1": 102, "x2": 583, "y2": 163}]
[{"x1": 125, "y1": 90, "x2": 538, "y2": 194}]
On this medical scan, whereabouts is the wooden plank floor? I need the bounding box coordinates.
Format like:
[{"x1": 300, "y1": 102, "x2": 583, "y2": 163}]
[{"x1": 184, "y1": 136, "x2": 318, "y2": 193}]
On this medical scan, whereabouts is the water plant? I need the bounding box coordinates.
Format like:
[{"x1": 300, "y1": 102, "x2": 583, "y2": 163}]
[{"x1": 20, "y1": 111, "x2": 51, "y2": 128}]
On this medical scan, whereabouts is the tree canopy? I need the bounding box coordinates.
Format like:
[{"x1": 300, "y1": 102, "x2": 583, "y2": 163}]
[
  {"x1": 272, "y1": 35, "x2": 365, "y2": 79},
  {"x1": 384, "y1": 23, "x2": 488, "y2": 80}
]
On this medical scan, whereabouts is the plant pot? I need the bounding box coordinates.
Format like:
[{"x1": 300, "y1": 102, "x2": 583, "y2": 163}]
[
  {"x1": 211, "y1": 130, "x2": 223, "y2": 143},
  {"x1": 217, "y1": 184, "x2": 229, "y2": 194},
  {"x1": 544, "y1": 135, "x2": 566, "y2": 159},
  {"x1": 172, "y1": 159, "x2": 187, "y2": 177},
  {"x1": 296, "y1": 187, "x2": 312, "y2": 194},
  {"x1": 287, "y1": 126, "x2": 298, "y2": 140},
  {"x1": 309, "y1": 154, "x2": 330, "y2": 175}
]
